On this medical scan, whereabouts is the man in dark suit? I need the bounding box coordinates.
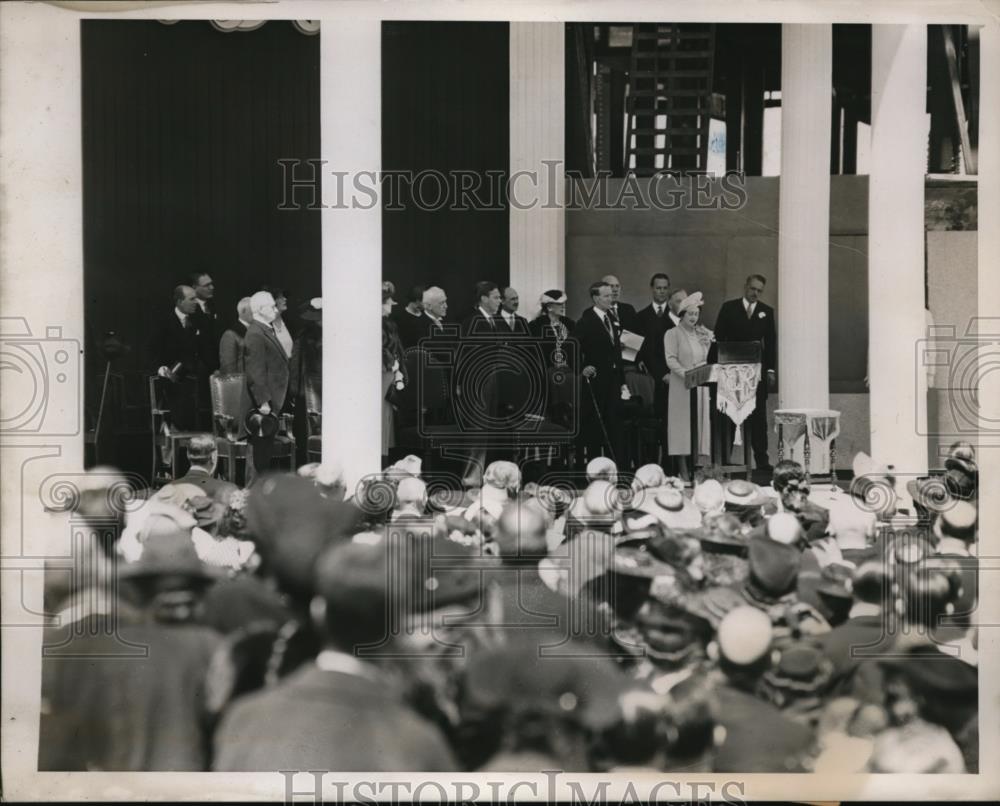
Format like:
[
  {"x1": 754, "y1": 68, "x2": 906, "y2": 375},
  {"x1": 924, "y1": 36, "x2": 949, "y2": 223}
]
[
  {"x1": 189, "y1": 272, "x2": 220, "y2": 374},
  {"x1": 712, "y1": 274, "x2": 777, "y2": 471},
  {"x1": 151, "y1": 285, "x2": 211, "y2": 432},
  {"x1": 497, "y1": 286, "x2": 530, "y2": 334},
  {"x1": 457, "y1": 281, "x2": 504, "y2": 486},
  {"x1": 635, "y1": 273, "x2": 674, "y2": 457},
  {"x1": 392, "y1": 284, "x2": 427, "y2": 349},
  {"x1": 240, "y1": 291, "x2": 290, "y2": 481},
  {"x1": 600, "y1": 274, "x2": 639, "y2": 334},
  {"x1": 218, "y1": 297, "x2": 252, "y2": 374},
  {"x1": 164, "y1": 434, "x2": 239, "y2": 504},
  {"x1": 576, "y1": 280, "x2": 628, "y2": 464},
  {"x1": 420, "y1": 286, "x2": 450, "y2": 341}
]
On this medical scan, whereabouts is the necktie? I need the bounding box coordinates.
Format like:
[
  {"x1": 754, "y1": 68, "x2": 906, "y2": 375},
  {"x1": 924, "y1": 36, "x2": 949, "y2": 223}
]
[
  {"x1": 747, "y1": 303, "x2": 755, "y2": 320},
  {"x1": 656, "y1": 305, "x2": 663, "y2": 317},
  {"x1": 182, "y1": 316, "x2": 193, "y2": 331},
  {"x1": 507, "y1": 315, "x2": 515, "y2": 331},
  {"x1": 602, "y1": 313, "x2": 614, "y2": 342}
]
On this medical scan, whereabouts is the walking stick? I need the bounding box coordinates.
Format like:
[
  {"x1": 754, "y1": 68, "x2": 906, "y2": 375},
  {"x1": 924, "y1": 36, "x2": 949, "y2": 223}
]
[{"x1": 584, "y1": 375, "x2": 617, "y2": 464}]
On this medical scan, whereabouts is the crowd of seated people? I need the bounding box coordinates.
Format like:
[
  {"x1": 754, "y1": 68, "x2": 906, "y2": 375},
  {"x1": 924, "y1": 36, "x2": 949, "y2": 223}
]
[{"x1": 40, "y1": 435, "x2": 980, "y2": 774}]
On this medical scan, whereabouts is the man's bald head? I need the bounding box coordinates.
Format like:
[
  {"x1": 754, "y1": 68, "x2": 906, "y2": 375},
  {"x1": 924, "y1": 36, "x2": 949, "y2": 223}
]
[{"x1": 496, "y1": 502, "x2": 548, "y2": 559}]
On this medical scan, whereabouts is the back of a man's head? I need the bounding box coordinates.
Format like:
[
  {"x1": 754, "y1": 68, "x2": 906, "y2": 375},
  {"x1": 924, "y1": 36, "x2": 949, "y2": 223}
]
[{"x1": 186, "y1": 434, "x2": 216, "y2": 468}]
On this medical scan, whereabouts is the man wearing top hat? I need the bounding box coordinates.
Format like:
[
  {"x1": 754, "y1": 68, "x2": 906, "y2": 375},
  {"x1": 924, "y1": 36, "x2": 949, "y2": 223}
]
[{"x1": 241, "y1": 291, "x2": 290, "y2": 482}]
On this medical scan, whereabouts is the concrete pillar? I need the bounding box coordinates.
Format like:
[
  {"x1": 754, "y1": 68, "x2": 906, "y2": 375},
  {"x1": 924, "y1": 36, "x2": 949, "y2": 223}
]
[
  {"x1": 320, "y1": 22, "x2": 381, "y2": 490},
  {"x1": 868, "y1": 25, "x2": 928, "y2": 474},
  {"x1": 778, "y1": 24, "x2": 832, "y2": 412},
  {"x1": 509, "y1": 22, "x2": 565, "y2": 320}
]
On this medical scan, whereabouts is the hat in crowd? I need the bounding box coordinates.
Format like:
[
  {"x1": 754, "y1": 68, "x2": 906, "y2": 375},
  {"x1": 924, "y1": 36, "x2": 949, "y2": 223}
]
[
  {"x1": 868, "y1": 720, "x2": 966, "y2": 773},
  {"x1": 389, "y1": 454, "x2": 422, "y2": 480},
  {"x1": 632, "y1": 464, "x2": 667, "y2": 491},
  {"x1": 461, "y1": 644, "x2": 631, "y2": 732},
  {"x1": 902, "y1": 474, "x2": 936, "y2": 510},
  {"x1": 483, "y1": 460, "x2": 521, "y2": 493},
  {"x1": 797, "y1": 561, "x2": 855, "y2": 624},
  {"x1": 745, "y1": 535, "x2": 801, "y2": 603},
  {"x1": 547, "y1": 531, "x2": 616, "y2": 595},
  {"x1": 724, "y1": 479, "x2": 768, "y2": 508},
  {"x1": 119, "y1": 500, "x2": 199, "y2": 562},
  {"x1": 628, "y1": 600, "x2": 712, "y2": 663},
  {"x1": 153, "y1": 482, "x2": 205, "y2": 509},
  {"x1": 314, "y1": 540, "x2": 391, "y2": 618},
  {"x1": 933, "y1": 499, "x2": 978, "y2": 543},
  {"x1": 792, "y1": 501, "x2": 831, "y2": 543},
  {"x1": 755, "y1": 512, "x2": 803, "y2": 546},
  {"x1": 878, "y1": 645, "x2": 978, "y2": 703},
  {"x1": 64, "y1": 466, "x2": 131, "y2": 520},
  {"x1": 586, "y1": 457, "x2": 618, "y2": 483},
  {"x1": 696, "y1": 512, "x2": 749, "y2": 556},
  {"x1": 395, "y1": 532, "x2": 497, "y2": 613},
  {"x1": 943, "y1": 467, "x2": 977, "y2": 500},
  {"x1": 245, "y1": 409, "x2": 280, "y2": 439},
  {"x1": 686, "y1": 585, "x2": 747, "y2": 628},
  {"x1": 759, "y1": 643, "x2": 835, "y2": 712},
  {"x1": 188, "y1": 494, "x2": 226, "y2": 531},
  {"x1": 677, "y1": 291, "x2": 704, "y2": 314},
  {"x1": 817, "y1": 562, "x2": 855, "y2": 600},
  {"x1": 246, "y1": 473, "x2": 364, "y2": 601},
  {"x1": 119, "y1": 528, "x2": 222, "y2": 583},
  {"x1": 944, "y1": 441, "x2": 977, "y2": 479},
  {"x1": 612, "y1": 545, "x2": 674, "y2": 579},
  {"x1": 298, "y1": 297, "x2": 322, "y2": 322},
  {"x1": 716, "y1": 606, "x2": 773, "y2": 665},
  {"x1": 693, "y1": 480, "x2": 726, "y2": 516}
]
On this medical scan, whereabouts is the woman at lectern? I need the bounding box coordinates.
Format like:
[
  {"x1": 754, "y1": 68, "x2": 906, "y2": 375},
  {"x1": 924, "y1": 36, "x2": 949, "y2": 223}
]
[{"x1": 663, "y1": 291, "x2": 713, "y2": 481}]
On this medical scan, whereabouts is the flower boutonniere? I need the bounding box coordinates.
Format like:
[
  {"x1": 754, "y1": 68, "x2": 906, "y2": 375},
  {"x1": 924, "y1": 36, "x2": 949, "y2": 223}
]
[{"x1": 758, "y1": 311, "x2": 766, "y2": 319}]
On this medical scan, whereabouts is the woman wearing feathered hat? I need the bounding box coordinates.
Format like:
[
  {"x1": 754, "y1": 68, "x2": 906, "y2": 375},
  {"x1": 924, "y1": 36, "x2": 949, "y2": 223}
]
[{"x1": 663, "y1": 291, "x2": 714, "y2": 480}]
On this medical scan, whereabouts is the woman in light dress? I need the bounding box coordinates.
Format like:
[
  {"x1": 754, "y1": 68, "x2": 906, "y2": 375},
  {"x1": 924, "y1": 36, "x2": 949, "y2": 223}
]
[{"x1": 663, "y1": 291, "x2": 713, "y2": 480}]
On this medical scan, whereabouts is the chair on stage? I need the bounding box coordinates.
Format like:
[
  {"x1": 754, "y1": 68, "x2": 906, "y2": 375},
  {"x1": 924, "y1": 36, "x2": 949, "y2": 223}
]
[
  {"x1": 303, "y1": 374, "x2": 322, "y2": 464},
  {"x1": 209, "y1": 372, "x2": 296, "y2": 482},
  {"x1": 624, "y1": 369, "x2": 662, "y2": 469}
]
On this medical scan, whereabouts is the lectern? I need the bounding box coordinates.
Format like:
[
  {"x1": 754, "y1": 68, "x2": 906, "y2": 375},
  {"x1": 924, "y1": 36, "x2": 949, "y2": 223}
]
[{"x1": 684, "y1": 341, "x2": 763, "y2": 480}]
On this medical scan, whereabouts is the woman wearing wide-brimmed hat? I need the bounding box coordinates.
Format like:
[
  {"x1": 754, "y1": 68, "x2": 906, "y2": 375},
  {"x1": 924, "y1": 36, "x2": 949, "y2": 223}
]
[{"x1": 663, "y1": 291, "x2": 713, "y2": 480}]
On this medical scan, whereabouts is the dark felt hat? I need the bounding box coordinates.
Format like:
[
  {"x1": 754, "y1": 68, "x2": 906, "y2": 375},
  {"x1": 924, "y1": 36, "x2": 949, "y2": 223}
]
[
  {"x1": 747, "y1": 535, "x2": 801, "y2": 598},
  {"x1": 878, "y1": 645, "x2": 977, "y2": 702},
  {"x1": 759, "y1": 643, "x2": 835, "y2": 710},
  {"x1": 696, "y1": 512, "x2": 749, "y2": 555},
  {"x1": 461, "y1": 643, "x2": 631, "y2": 731},
  {"x1": 246, "y1": 473, "x2": 364, "y2": 600}
]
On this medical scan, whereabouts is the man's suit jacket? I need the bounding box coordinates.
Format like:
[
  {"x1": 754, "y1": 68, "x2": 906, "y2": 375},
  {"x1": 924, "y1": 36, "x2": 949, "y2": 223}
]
[
  {"x1": 166, "y1": 468, "x2": 238, "y2": 504},
  {"x1": 218, "y1": 322, "x2": 248, "y2": 375},
  {"x1": 150, "y1": 313, "x2": 207, "y2": 380},
  {"x1": 212, "y1": 664, "x2": 457, "y2": 771},
  {"x1": 192, "y1": 302, "x2": 220, "y2": 373},
  {"x1": 610, "y1": 301, "x2": 639, "y2": 335},
  {"x1": 496, "y1": 311, "x2": 530, "y2": 336},
  {"x1": 634, "y1": 303, "x2": 675, "y2": 380},
  {"x1": 240, "y1": 320, "x2": 290, "y2": 427},
  {"x1": 392, "y1": 308, "x2": 429, "y2": 349},
  {"x1": 711, "y1": 298, "x2": 777, "y2": 372},
  {"x1": 575, "y1": 308, "x2": 625, "y2": 402}
]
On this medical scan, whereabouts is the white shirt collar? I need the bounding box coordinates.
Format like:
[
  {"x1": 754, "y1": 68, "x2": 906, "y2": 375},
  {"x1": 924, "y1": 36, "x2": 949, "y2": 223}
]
[
  {"x1": 478, "y1": 306, "x2": 495, "y2": 320},
  {"x1": 669, "y1": 311, "x2": 681, "y2": 325},
  {"x1": 175, "y1": 307, "x2": 188, "y2": 325},
  {"x1": 196, "y1": 298, "x2": 208, "y2": 313},
  {"x1": 316, "y1": 649, "x2": 373, "y2": 678},
  {"x1": 593, "y1": 306, "x2": 608, "y2": 321},
  {"x1": 252, "y1": 313, "x2": 274, "y2": 329},
  {"x1": 743, "y1": 298, "x2": 755, "y2": 313},
  {"x1": 502, "y1": 309, "x2": 515, "y2": 320}
]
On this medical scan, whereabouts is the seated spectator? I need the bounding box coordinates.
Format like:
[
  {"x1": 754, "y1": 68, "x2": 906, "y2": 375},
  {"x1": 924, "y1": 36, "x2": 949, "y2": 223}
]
[
  {"x1": 463, "y1": 460, "x2": 520, "y2": 522},
  {"x1": 392, "y1": 477, "x2": 428, "y2": 521},
  {"x1": 165, "y1": 434, "x2": 239, "y2": 505}
]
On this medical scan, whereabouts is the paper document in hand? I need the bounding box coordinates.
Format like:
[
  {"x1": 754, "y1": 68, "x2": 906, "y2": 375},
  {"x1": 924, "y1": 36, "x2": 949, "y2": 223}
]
[{"x1": 619, "y1": 330, "x2": 644, "y2": 362}]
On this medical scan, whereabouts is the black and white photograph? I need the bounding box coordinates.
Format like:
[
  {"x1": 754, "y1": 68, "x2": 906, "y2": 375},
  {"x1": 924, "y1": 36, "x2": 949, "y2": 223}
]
[{"x1": 0, "y1": 0, "x2": 997, "y2": 801}]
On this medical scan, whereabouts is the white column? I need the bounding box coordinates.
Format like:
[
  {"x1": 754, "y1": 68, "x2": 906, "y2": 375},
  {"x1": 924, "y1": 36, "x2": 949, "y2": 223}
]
[
  {"x1": 509, "y1": 22, "x2": 565, "y2": 320},
  {"x1": 321, "y1": 22, "x2": 382, "y2": 490},
  {"x1": 778, "y1": 24, "x2": 832, "y2": 411},
  {"x1": 868, "y1": 25, "x2": 928, "y2": 473}
]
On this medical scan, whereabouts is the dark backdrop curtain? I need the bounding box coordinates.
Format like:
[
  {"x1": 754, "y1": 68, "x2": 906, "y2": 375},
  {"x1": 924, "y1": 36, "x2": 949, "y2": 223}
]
[
  {"x1": 381, "y1": 22, "x2": 510, "y2": 312},
  {"x1": 82, "y1": 20, "x2": 320, "y2": 436}
]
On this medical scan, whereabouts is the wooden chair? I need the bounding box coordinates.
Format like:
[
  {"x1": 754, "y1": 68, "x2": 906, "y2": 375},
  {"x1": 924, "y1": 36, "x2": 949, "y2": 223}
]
[
  {"x1": 303, "y1": 373, "x2": 322, "y2": 464},
  {"x1": 209, "y1": 372, "x2": 296, "y2": 482}
]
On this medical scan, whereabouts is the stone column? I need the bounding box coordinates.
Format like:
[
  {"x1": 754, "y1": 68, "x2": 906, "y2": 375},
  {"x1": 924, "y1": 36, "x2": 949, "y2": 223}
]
[
  {"x1": 509, "y1": 22, "x2": 565, "y2": 320},
  {"x1": 778, "y1": 24, "x2": 832, "y2": 412},
  {"x1": 320, "y1": 22, "x2": 382, "y2": 491},
  {"x1": 868, "y1": 25, "x2": 928, "y2": 475},
  {"x1": 774, "y1": 25, "x2": 833, "y2": 473}
]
